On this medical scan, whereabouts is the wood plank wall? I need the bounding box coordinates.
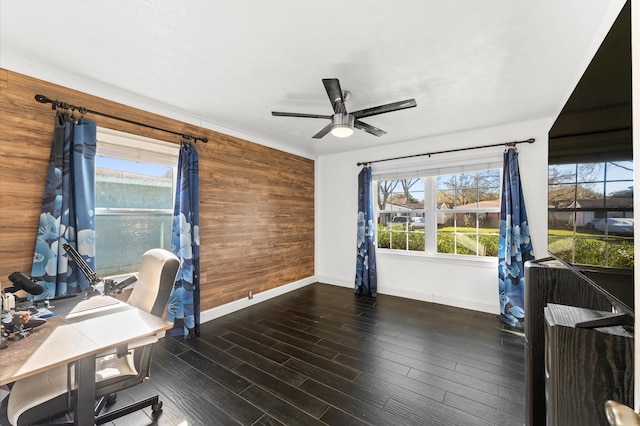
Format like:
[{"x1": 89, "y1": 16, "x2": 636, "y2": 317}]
[{"x1": 0, "y1": 69, "x2": 315, "y2": 310}]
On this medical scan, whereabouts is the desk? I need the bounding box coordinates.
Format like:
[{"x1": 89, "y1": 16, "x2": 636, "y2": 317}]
[{"x1": 0, "y1": 295, "x2": 173, "y2": 425}]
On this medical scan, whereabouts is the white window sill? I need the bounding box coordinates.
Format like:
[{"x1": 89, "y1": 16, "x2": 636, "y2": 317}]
[{"x1": 376, "y1": 248, "x2": 498, "y2": 268}]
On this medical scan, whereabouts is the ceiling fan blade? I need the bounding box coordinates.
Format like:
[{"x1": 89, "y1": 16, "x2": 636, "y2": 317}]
[
  {"x1": 351, "y1": 99, "x2": 417, "y2": 119},
  {"x1": 272, "y1": 111, "x2": 332, "y2": 119},
  {"x1": 312, "y1": 122, "x2": 333, "y2": 139},
  {"x1": 354, "y1": 119, "x2": 387, "y2": 137},
  {"x1": 322, "y1": 78, "x2": 346, "y2": 114}
]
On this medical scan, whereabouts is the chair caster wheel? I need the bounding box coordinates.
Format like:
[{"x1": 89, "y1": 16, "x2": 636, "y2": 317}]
[
  {"x1": 106, "y1": 393, "x2": 117, "y2": 405},
  {"x1": 152, "y1": 401, "x2": 163, "y2": 412}
]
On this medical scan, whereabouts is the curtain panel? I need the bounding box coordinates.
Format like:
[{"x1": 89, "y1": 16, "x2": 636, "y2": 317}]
[
  {"x1": 168, "y1": 143, "x2": 201, "y2": 338},
  {"x1": 355, "y1": 166, "x2": 378, "y2": 297},
  {"x1": 498, "y1": 147, "x2": 534, "y2": 328},
  {"x1": 31, "y1": 112, "x2": 97, "y2": 297}
]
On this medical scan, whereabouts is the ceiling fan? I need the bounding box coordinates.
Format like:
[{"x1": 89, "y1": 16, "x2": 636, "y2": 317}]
[{"x1": 272, "y1": 78, "x2": 417, "y2": 139}]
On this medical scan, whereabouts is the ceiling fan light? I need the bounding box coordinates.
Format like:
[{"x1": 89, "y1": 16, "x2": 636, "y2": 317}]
[
  {"x1": 331, "y1": 113, "x2": 355, "y2": 137},
  {"x1": 331, "y1": 125, "x2": 354, "y2": 138}
]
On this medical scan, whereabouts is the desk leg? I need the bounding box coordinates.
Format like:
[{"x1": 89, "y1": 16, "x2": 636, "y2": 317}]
[{"x1": 75, "y1": 356, "x2": 96, "y2": 425}]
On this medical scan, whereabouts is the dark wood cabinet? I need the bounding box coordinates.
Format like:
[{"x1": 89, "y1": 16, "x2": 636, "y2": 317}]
[
  {"x1": 524, "y1": 258, "x2": 614, "y2": 425},
  {"x1": 544, "y1": 304, "x2": 633, "y2": 426}
]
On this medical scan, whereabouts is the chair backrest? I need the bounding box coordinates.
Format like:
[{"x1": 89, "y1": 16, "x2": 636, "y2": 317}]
[{"x1": 126, "y1": 249, "x2": 180, "y2": 317}]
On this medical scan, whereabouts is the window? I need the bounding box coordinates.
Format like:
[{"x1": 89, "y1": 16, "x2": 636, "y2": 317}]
[
  {"x1": 374, "y1": 159, "x2": 502, "y2": 258},
  {"x1": 548, "y1": 160, "x2": 634, "y2": 268},
  {"x1": 377, "y1": 178, "x2": 425, "y2": 251},
  {"x1": 95, "y1": 128, "x2": 179, "y2": 276},
  {"x1": 436, "y1": 170, "x2": 501, "y2": 256}
]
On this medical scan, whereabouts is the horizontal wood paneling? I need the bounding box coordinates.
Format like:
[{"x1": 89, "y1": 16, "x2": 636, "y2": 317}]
[{"x1": 0, "y1": 69, "x2": 314, "y2": 309}]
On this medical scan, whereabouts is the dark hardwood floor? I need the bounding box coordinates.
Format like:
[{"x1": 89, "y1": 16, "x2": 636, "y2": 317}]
[{"x1": 1, "y1": 283, "x2": 525, "y2": 425}]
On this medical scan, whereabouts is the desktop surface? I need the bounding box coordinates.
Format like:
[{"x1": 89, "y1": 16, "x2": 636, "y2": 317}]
[{"x1": 0, "y1": 294, "x2": 172, "y2": 386}]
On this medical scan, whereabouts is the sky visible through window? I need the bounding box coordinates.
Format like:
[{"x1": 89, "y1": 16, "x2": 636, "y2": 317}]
[{"x1": 96, "y1": 156, "x2": 170, "y2": 177}]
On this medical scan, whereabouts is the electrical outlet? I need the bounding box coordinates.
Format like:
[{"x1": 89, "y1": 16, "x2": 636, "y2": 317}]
[{"x1": 248, "y1": 290, "x2": 253, "y2": 299}]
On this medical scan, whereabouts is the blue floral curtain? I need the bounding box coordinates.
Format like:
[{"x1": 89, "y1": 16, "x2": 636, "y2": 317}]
[
  {"x1": 31, "y1": 112, "x2": 97, "y2": 298},
  {"x1": 498, "y1": 147, "x2": 534, "y2": 328},
  {"x1": 355, "y1": 166, "x2": 377, "y2": 297},
  {"x1": 168, "y1": 142, "x2": 200, "y2": 338}
]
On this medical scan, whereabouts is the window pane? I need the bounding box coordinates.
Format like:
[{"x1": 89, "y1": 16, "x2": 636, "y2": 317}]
[
  {"x1": 96, "y1": 158, "x2": 174, "y2": 209},
  {"x1": 480, "y1": 212, "x2": 500, "y2": 230},
  {"x1": 479, "y1": 234, "x2": 499, "y2": 257},
  {"x1": 577, "y1": 162, "x2": 605, "y2": 182},
  {"x1": 548, "y1": 184, "x2": 576, "y2": 208},
  {"x1": 95, "y1": 213, "x2": 173, "y2": 276},
  {"x1": 437, "y1": 232, "x2": 455, "y2": 254},
  {"x1": 377, "y1": 180, "x2": 400, "y2": 210},
  {"x1": 480, "y1": 186, "x2": 500, "y2": 203},
  {"x1": 606, "y1": 181, "x2": 633, "y2": 208},
  {"x1": 437, "y1": 190, "x2": 455, "y2": 209},
  {"x1": 457, "y1": 173, "x2": 477, "y2": 189},
  {"x1": 437, "y1": 212, "x2": 455, "y2": 254},
  {"x1": 401, "y1": 178, "x2": 425, "y2": 209},
  {"x1": 455, "y1": 188, "x2": 478, "y2": 208},
  {"x1": 575, "y1": 182, "x2": 604, "y2": 209},
  {"x1": 549, "y1": 164, "x2": 577, "y2": 184},
  {"x1": 607, "y1": 161, "x2": 633, "y2": 181},
  {"x1": 548, "y1": 236, "x2": 575, "y2": 263},
  {"x1": 455, "y1": 233, "x2": 477, "y2": 255},
  {"x1": 478, "y1": 169, "x2": 500, "y2": 188},
  {"x1": 377, "y1": 226, "x2": 391, "y2": 249},
  {"x1": 377, "y1": 178, "x2": 425, "y2": 209},
  {"x1": 548, "y1": 211, "x2": 575, "y2": 234},
  {"x1": 437, "y1": 174, "x2": 456, "y2": 190},
  {"x1": 408, "y1": 230, "x2": 425, "y2": 251}
]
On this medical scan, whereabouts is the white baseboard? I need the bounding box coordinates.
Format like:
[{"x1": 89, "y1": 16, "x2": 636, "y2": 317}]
[
  {"x1": 315, "y1": 276, "x2": 499, "y2": 314},
  {"x1": 200, "y1": 276, "x2": 316, "y2": 323},
  {"x1": 199, "y1": 275, "x2": 498, "y2": 323},
  {"x1": 316, "y1": 275, "x2": 352, "y2": 288}
]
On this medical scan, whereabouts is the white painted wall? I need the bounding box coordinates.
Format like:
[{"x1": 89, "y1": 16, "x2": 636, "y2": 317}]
[{"x1": 316, "y1": 118, "x2": 553, "y2": 314}]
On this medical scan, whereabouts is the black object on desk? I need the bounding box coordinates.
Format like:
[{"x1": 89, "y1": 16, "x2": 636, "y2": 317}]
[
  {"x1": 63, "y1": 243, "x2": 137, "y2": 297},
  {"x1": 6, "y1": 272, "x2": 44, "y2": 295}
]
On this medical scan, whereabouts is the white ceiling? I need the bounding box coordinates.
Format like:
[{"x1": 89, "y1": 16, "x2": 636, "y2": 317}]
[{"x1": 0, "y1": 1, "x2": 626, "y2": 158}]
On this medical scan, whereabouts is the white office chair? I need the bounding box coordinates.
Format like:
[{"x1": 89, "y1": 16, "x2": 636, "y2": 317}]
[
  {"x1": 6, "y1": 248, "x2": 180, "y2": 426},
  {"x1": 605, "y1": 401, "x2": 640, "y2": 426}
]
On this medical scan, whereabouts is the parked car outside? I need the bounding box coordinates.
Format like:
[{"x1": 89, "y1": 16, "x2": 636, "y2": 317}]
[
  {"x1": 593, "y1": 218, "x2": 634, "y2": 235},
  {"x1": 411, "y1": 217, "x2": 425, "y2": 230},
  {"x1": 390, "y1": 216, "x2": 411, "y2": 229}
]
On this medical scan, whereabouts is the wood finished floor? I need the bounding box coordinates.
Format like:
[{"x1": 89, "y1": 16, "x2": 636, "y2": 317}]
[{"x1": 2, "y1": 283, "x2": 525, "y2": 425}]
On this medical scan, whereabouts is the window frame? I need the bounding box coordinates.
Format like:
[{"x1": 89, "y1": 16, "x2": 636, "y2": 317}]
[
  {"x1": 94, "y1": 127, "x2": 179, "y2": 276},
  {"x1": 372, "y1": 153, "x2": 503, "y2": 261}
]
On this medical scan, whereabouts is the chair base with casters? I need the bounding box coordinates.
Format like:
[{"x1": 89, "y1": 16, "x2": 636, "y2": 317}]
[
  {"x1": 7, "y1": 327, "x2": 163, "y2": 425},
  {"x1": 6, "y1": 248, "x2": 180, "y2": 426}
]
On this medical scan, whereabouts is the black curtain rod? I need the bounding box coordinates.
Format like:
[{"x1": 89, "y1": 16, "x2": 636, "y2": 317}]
[
  {"x1": 35, "y1": 94, "x2": 208, "y2": 143},
  {"x1": 357, "y1": 138, "x2": 535, "y2": 166}
]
